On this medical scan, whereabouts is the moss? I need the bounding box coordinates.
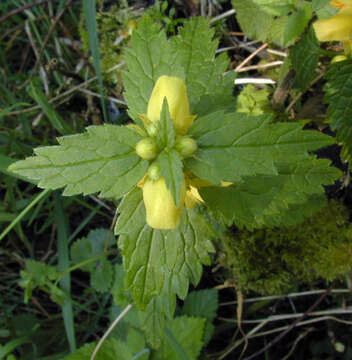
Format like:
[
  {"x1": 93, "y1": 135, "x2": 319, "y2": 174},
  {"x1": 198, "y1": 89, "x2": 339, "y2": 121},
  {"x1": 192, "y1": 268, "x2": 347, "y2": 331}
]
[{"x1": 220, "y1": 200, "x2": 352, "y2": 295}]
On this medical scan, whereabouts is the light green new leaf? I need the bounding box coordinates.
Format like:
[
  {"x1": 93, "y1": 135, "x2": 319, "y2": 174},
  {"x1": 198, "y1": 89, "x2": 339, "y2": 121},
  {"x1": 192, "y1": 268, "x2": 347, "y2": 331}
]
[
  {"x1": 122, "y1": 16, "x2": 183, "y2": 125},
  {"x1": 171, "y1": 17, "x2": 234, "y2": 116},
  {"x1": 186, "y1": 112, "x2": 335, "y2": 184},
  {"x1": 153, "y1": 317, "x2": 205, "y2": 360},
  {"x1": 157, "y1": 149, "x2": 183, "y2": 206},
  {"x1": 200, "y1": 158, "x2": 341, "y2": 230},
  {"x1": 324, "y1": 60, "x2": 352, "y2": 162},
  {"x1": 156, "y1": 99, "x2": 176, "y2": 149},
  {"x1": 8, "y1": 125, "x2": 148, "y2": 199},
  {"x1": 290, "y1": 26, "x2": 320, "y2": 91}
]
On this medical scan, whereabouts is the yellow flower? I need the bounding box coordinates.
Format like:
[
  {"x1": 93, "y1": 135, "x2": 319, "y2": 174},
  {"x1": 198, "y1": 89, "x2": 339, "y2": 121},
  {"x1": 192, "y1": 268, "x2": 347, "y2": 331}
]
[
  {"x1": 143, "y1": 177, "x2": 186, "y2": 230},
  {"x1": 145, "y1": 75, "x2": 196, "y2": 134},
  {"x1": 313, "y1": 1, "x2": 352, "y2": 54}
]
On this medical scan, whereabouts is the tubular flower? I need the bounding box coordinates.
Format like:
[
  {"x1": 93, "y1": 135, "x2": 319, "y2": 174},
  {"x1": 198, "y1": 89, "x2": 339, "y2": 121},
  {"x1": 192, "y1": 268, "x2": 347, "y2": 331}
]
[
  {"x1": 313, "y1": 1, "x2": 352, "y2": 55},
  {"x1": 145, "y1": 75, "x2": 196, "y2": 134},
  {"x1": 143, "y1": 177, "x2": 186, "y2": 230}
]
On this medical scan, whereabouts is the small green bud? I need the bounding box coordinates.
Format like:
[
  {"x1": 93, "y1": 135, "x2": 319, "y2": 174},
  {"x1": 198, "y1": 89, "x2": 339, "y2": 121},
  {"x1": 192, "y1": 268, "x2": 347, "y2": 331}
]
[
  {"x1": 175, "y1": 136, "x2": 197, "y2": 158},
  {"x1": 148, "y1": 162, "x2": 161, "y2": 180},
  {"x1": 146, "y1": 123, "x2": 158, "y2": 137},
  {"x1": 136, "y1": 138, "x2": 157, "y2": 160}
]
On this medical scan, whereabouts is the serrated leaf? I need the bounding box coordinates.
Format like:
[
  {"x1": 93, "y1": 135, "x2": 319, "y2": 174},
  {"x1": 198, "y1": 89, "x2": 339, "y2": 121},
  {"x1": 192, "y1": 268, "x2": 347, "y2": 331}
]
[
  {"x1": 70, "y1": 228, "x2": 113, "y2": 272},
  {"x1": 115, "y1": 189, "x2": 214, "y2": 309},
  {"x1": 153, "y1": 317, "x2": 205, "y2": 360},
  {"x1": 182, "y1": 289, "x2": 218, "y2": 344},
  {"x1": 290, "y1": 26, "x2": 320, "y2": 91},
  {"x1": 91, "y1": 257, "x2": 114, "y2": 292},
  {"x1": 8, "y1": 125, "x2": 148, "y2": 199},
  {"x1": 139, "y1": 294, "x2": 176, "y2": 348},
  {"x1": 186, "y1": 112, "x2": 335, "y2": 184},
  {"x1": 232, "y1": 0, "x2": 275, "y2": 43},
  {"x1": 122, "y1": 16, "x2": 183, "y2": 124},
  {"x1": 200, "y1": 158, "x2": 341, "y2": 230},
  {"x1": 156, "y1": 99, "x2": 176, "y2": 149},
  {"x1": 156, "y1": 149, "x2": 183, "y2": 206},
  {"x1": 170, "y1": 18, "x2": 235, "y2": 115},
  {"x1": 283, "y1": 7, "x2": 312, "y2": 45},
  {"x1": 62, "y1": 336, "x2": 149, "y2": 360},
  {"x1": 251, "y1": 0, "x2": 296, "y2": 16},
  {"x1": 70, "y1": 238, "x2": 94, "y2": 272},
  {"x1": 182, "y1": 289, "x2": 218, "y2": 320},
  {"x1": 324, "y1": 60, "x2": 352, "y2": 162},
  {"x1": 233, "y1": 0, "x2": 310, "y2": 46}
]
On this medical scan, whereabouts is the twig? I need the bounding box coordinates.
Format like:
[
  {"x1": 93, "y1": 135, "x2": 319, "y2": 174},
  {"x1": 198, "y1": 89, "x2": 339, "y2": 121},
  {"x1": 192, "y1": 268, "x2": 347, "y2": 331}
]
[
  {"x1": 78, "y1": 88, "x2": 126, "y2": 106},
  {"x1": 219, "y1": 288, "x2": 351, "y2": 306},
  {"x1": 90, "y1": 304, "x2": 132, "y2": 360},
  {"x1": 210, "y1": 8, "x2": 236, "y2": 23},
  {"x1": 0, "y1": 0, "x2": 53, "y2": 24},
  {"x1": 267, "y1": 49, "x2": 287, "y2": 57},
  {"x1": 242, "y1": 285, "x2": 334, "y2": 360},
  {"x1": 236, "y1": 60, "x2": 283, "y2": 73},
  {"x1": 6, "y1": 62, "x2": 126, "y2": 116},
  {"x1": 235, "y1": 43, "x2": 268, "y2": 72}
]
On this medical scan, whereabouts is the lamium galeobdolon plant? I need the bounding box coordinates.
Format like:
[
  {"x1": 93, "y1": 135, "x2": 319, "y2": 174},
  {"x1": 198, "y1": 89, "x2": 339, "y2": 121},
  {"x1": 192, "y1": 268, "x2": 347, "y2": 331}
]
[{"x1": 9, "y1": 16, "x2": 342, "y2": 341}]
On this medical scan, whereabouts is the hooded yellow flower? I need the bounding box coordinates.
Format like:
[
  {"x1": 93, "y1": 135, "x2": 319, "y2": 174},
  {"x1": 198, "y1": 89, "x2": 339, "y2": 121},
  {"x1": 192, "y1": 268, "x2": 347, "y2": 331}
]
[
  {"x1": 140, "y1": 75, "x2": 231, "y2": 229},
  {"x1": 145, "y1": 75, "x2": 196, "y2": 134},
  {"x1": 143, "y1": 177, "x2": 186, "y2": 230},
  {"x1": 313, "y1": 1, "x2": 352, "y2": 54}
]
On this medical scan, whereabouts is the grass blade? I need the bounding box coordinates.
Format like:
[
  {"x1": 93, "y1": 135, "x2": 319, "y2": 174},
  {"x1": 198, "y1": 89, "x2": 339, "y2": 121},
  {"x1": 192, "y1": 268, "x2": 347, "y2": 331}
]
[
  {"x1": 82, "y1": 0, "x2": 108, "y2": 123},
  {"x1": 55, "y1": 193, "x2": 76, "y2": 352}
]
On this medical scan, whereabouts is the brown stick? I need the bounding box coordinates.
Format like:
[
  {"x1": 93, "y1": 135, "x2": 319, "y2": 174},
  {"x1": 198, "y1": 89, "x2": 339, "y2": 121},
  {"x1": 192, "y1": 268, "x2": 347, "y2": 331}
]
[{"x1": 243, "y1": 284, "x2": 334, "y2": 360}]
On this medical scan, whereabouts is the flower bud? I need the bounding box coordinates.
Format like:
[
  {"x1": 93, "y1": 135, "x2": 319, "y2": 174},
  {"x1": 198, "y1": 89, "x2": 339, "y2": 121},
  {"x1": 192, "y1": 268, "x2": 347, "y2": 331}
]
[
  {"x1": 135, "y1": 138, "x2": 157, "y2": 160},
  {"x1": 331, "y1": 55, "x2": 348, "y2": 63},
  {"x1": 147, "y1": 162, "x2": 161, "y2": 181},
  {"x1": 143, "y1": 177, "x2": 186, "y2": 229},
  {"x1": 175, "y1": 136, "x2": 197, "y2": 158}
]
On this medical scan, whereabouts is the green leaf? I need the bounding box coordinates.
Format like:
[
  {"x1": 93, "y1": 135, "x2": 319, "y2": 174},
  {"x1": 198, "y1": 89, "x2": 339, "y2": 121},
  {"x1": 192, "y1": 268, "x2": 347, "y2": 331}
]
[
  {"x1": 170, "y1": 18, "x2": 234, "y2": 115},
  {"x1": 115, "y1": 189, "x2": 215, "y2": 309},
  {"x1": 156, "y1": 149, "x2": 183, "y2": 206},
  {"x1": 186, "y1": 112, "x2": 335, "y2": 184},
  {"x1": 232, "y1": 0, "x2": 275, "y2": 42},
  {"x1": 8, "y1": 125, "x2": 148, "y2": 199},
  {"x1": 62, "y1": 335, "x2": 149, "y2": 360},
  {"x1": 111, "y1": 264, "x2": 132, "y2": 307},
  {"x1": 71, "y1": 229, "x2": 113, "y2": 272},
  {"x1": 153, "y1": 317, "x2": 205, "y2": 360},
  {"x1": 156, "y1": 99, "x2": 176, "y2": 149},
  {"x1": 200, "y1": 158, "x2": 341, "y2": 230},
  {"x1": 139, "y1": 294, "x2": 176, "y2": 349},
  {"x1": 250, "y1": 0, "x2": 296, "y2": 16},
  {"x1": 182, "y1": 289, "x2": 218, "y2": 344},
  {"x1": 91, "y1": 258, "x2": 114, "y2": 292},
  {"x1": 324, "y1": 60, "x2": 352, "y2": 162},
  {"x1": 290, "y1": 26, "x2": 320, "y2": 91},
  {"x1": 283, "y1": 6, "x2": 312, "y2": 45},
  {"x1": 233, "y1": 0, "x2": 310, "y2": 46},
  {"x1": 122, "y1": 16, "x2": 183, "y2": 125}
]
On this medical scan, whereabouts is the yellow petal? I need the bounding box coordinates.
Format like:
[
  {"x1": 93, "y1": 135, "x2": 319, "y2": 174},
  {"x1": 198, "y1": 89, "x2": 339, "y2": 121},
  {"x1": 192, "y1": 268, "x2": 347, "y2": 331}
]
[
  {"x1": 313, "y1": 14, "x2": 352, "y2": 41},
  {"x1": 331, "y1": 0, "x2": 352, "y2": 8},
  {"x1": 147, "y1": 75, "x2": 195, "y2": 134},
  {"x1": 185, "y1": 186, "x2": 204, "y2": 208},
  {"x1": 143, "y1": 177, "x2": 186, "y2": 230}
]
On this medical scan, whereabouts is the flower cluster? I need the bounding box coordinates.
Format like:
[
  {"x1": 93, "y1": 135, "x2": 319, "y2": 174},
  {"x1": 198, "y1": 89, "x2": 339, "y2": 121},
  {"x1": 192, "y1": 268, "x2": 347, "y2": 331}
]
[{"x1": 135, "y1": 75, "x2": 202, "y2": 230}]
